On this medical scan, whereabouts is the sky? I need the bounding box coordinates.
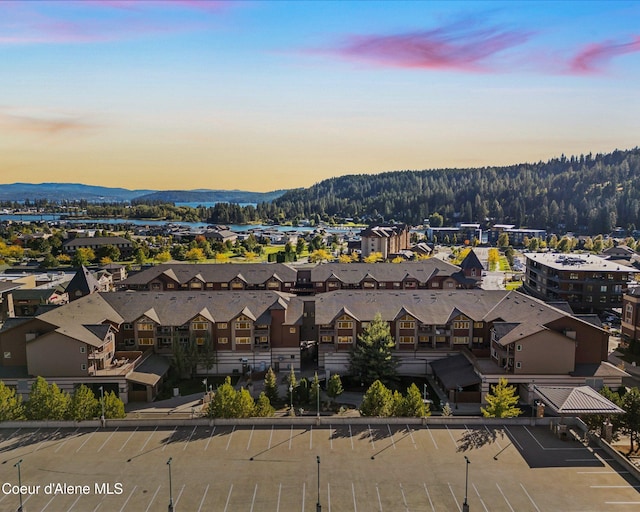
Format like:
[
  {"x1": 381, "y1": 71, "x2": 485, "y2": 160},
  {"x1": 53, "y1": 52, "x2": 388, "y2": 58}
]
[{"x1": 0, "y1": 0, "x2": 639, "y2": 192}]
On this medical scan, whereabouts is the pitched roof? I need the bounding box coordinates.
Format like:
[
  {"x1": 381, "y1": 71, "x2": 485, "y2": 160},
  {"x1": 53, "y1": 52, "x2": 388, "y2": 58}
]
[
  {"x1": 309, "y1": 261, "x2": 461, "y2": 284},
  {"x1": 65, "y1": 266, "x2": 100, "y2": 297},
  {"x1": 459, "y1": 249, "x2": 483, "y2": 270},
  {"x1": 534, "y1": 385, "x2": 625, "y2": 415}
]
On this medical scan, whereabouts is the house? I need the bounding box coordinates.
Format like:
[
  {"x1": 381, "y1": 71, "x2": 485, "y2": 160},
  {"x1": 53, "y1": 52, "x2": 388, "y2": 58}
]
[
  {"x1": 65, "y1": 266, "x2": 110, "y2": 301},
  {"x1": 359, "y1": 224, "x2": 410, "y2": 259},
  {"x1": 522, "y1": 252, "x2": 638, "y2": 312},
  {"x1": 2, "y1": 288, "x2": 68, "y2": 318},
  {"x1": 621, "y1": 286, "x2": 640, "y2": 348}
]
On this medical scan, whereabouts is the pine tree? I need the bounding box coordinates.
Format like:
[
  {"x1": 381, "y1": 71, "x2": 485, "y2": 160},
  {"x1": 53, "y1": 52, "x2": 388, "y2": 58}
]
[
  {"x1": 233, "y1": 388, "x2": 256, "y2": 418},
  {"x1": 403, "y1": 383, "x2": 429, "y2": 417},
  {"x1": 264, "y1": 367, "x2": 279, "y2": 404},
  {"x1": 26, "y1": 377, "x2": 70, "y2": 420},
  {"x1": 255, "y1": 392, "x2": 275, "y2": 417},
  {"x1": 360, "y1": 380, "x2": 393, "y2": 417},
  {"x1": 207, "y1": 377, "x2": 237, "y2": 418},
  {"x1": 70, "y1": 384, "x2": 99, "y2": 421},
  {"x1": 349, "y1": 313, "x2": 398, "y2": 387},
  {"x1": 481, "y1": 378, "x2": 522, "y2": 418},
  {"x1": 326, "y1": 374, "x2": 343, "y2": 405},
  {"x1": 310, "y1": 372, "x2": 321, "y2": 414},
  {"x1": 103, "y1": 390, "x2": 126, "y2": 419}
]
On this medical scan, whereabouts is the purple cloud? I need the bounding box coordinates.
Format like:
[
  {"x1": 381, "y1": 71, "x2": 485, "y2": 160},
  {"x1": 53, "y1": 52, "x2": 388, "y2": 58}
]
[
  {"x1": 569, "y1": 36, "x2": 640, "y2": 74},
  {"x1": 324, "y1": 24, "x2": 532, "y2": 72}
]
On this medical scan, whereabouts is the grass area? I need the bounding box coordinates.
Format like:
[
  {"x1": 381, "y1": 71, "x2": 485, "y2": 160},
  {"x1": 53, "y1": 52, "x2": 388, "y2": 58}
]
[
  {"x1": 498, "y1": 257, "x2": 511, "y2": 271},
  {"x1": 505, "y1": 281, "x2": 522, "y2": 291},
  {"x1": 158, "y1": 375, "x2": 241, "y2": 400}
]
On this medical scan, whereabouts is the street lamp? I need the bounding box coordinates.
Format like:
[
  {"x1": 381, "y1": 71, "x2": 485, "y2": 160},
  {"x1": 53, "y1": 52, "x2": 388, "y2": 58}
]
[
  {"x1": 99, "y1": 386, "x2": 105, "y2": 426},
  {"x1": 463, "y1": 456, "x2": 470, "y2": 512},
  {"x1": 202, "y1": 378, "x2": 207, "y2": 397},
  {"x1": 167, "y1": 457, "x2": 174, "y2": 512},
  {"x1": 316, "y1": 455, "x2": 321, "y2": 512},
  {"x1": 289, "y1": 384, "x2": 293, "y2": 412},
  {"x1": 14, "y1": 459, "x2": 23, "y2": 512}
]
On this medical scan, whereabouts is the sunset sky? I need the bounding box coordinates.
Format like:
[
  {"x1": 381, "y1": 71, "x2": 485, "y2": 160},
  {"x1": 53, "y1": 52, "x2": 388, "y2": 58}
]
[{"x1": 1, "y1": 0, "x2": 639, "y2": 192}]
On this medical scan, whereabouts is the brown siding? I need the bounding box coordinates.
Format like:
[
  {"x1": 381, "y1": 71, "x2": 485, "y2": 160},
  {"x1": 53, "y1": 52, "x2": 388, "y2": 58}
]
[
  {"x1": 27, "y1": 332, "x2": 89, "y2": 377},
  {"x1": 514, "y1": 331, "x2": 575, "y2": 374}
]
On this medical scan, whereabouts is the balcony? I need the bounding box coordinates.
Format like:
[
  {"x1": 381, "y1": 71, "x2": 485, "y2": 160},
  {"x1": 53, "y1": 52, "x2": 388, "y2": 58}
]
[{"x1": 89, "y1": 350, "x2": 143, "y2": 376}]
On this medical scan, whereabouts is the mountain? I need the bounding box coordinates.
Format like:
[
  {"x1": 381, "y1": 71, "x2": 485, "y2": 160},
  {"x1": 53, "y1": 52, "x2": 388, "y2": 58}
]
[
  {"x1": 0, "y1": 183, "x2": 286, "y2": 204},
  {"x1": 254, "y1": 147, "x2": 640, "y2": 233}
]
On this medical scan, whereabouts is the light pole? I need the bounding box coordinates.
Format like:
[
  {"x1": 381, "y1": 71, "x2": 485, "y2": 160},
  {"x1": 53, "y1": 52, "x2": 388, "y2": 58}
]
[
  {"x1": 14, "y1": 459, "x2": 23, "y2": 512},
  {"x1": 316, "y1": 374, "x2": 320, "y2": 420},
  {"x1": 316, "y1": 455, "x2": 321, "y2": 512},
  {"x1": 99, "y1": 386, "x2": 105, "y2": 427},
  {"x1": 289, "y1": 384, "x2": 293, "y2": 412},
  {"x1": 463, "y1": 456, "x2": 470, "y2": 512},
  {"x1": 167, "y1": 457, "x2": 174, "y2": 512},
  {"x1": 202, "y1": 378, "x2": 207, "y2": 397}
]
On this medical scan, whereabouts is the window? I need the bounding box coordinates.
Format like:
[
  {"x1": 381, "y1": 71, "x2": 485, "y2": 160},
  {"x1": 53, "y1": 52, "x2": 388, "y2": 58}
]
[
  {"x1": 196, "y1": 337, "x2": 206, "y2": 345},
  {"x1": 267, "y1": 281, "x2": 280, "y2": 289},
  {"x1": 3, "y1": 352, "x2": 10, "y2": 359},
  {"x1": 516, "y1": 344, "x2": 522, "y2": 351},
  {"x1": 289, "y1": 327, "x2": 296, "y2": 334},
  {"x1": 81, "y1": 364, "x2": 87, "y2": 371},
  {"x1": 570, "y1": 273, "x2": 579, "y2": 280},
  {"x1": 600, "y1": 285, "x2": 608, "y2": 293},
  {"x1": 337, "y1": 336, "x2": 353, "y2": 344},
  {"x1": 399, "y1": 336, "x2": 414, "y2": 344},
  {"x1": 138, "y1": 322, "x2": 154, "y2": 331},
  {"x1": 80, "y1": 346, "x2": 86, "y2": 353},
  {"x1": 453, "y1": 336, "x2": 468, "y2": 345},
  {"x1": 235, "y1": 321, "x2": 251, "y2": 330},
  {"x1": 626, "y1": 304, "x2": 633, "y2": 324},
  {"x1": 124, "y1": 339, "x2": 135, "y2": 347},
  {"x1": 399, "y1": 321, "x2": 415, "y2": 329},
  {"x1": 192, "y1": 322, "x2": 209, "y2": 331},
  {"x1": 600, "y1": 296, "x2": 607, "y2": 303},
  {"x1": 431, "y1": 281, "x2": 440, "y2": 288},
  {"x1": 218, "y1": 337, "x2": 228, "y2": 344},
  {"x1": 337, "y1": 321, "x2": 353, "y2": 329},
  {"x1": 472, "y1": 337, "x2": 483, "y2": 344},
  {"x1": 515, "y1": 361, "x2": 522, "y2": 369},
  {"x1": 435, "y1": 336, "x2": 446, "y2": 343},
  {"x1": 123, "y1": 323, "x2": 133, "y2": 330},
  {"x1": 190, "y1": 282, "x2": 202, "y2": 289},
  {"x1": 218, "y1": 323, "x2": 228, "y2": 329},
  {"x1": 473, "y1": 322, "x2": 483, "y2": 329},
  {"x1": 231, "y1": 281, "x2": 244, "y2": 289},
  {"x1": 221, "y1": 283, "x2": 228, "y2": 288},
  {"x1": 321, "y1": 335, "x2": 333, "y2": 343},
  {"x1": 235, "y1": 337, "x2": 251, "y2": 344},
  {"x1": 608, "y1": 274, "x2": 614, "y2": 280},
  {"x1": 167, "y1": 283, "x2": 175, "y2": 289},
  {"x1": 138, "y1": 338, "x2": 154, "y2": 346},
  {"x1": 453, "y1": 321, "x2": 470, "y2": 329}
]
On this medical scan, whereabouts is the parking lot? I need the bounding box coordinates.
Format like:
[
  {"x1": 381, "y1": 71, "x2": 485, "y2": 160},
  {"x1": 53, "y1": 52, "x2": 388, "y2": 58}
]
[{"x1": 0, "y1": 423, "x2": 637, "y2": 511}]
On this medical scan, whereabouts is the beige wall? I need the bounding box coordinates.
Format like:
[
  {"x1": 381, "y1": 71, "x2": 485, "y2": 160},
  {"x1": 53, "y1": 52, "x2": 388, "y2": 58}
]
[
  {"x1": 513, "y1": 330, "x2": 575, "y2": 375},
  {"x1": 0, "y1": 318, "x2": 51, "y2": 367},
  {"x1": 27, "y1": 332, "x2": 89, "y2": 377}
]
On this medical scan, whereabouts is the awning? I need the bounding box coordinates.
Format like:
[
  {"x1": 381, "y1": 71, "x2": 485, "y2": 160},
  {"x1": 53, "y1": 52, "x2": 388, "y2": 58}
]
[
  {"x1": 126, "y1": 354, "x2": 170, "y2": 388},
  {"x1": 430, "y1": 354, "x2": 481, "y2": 390}
]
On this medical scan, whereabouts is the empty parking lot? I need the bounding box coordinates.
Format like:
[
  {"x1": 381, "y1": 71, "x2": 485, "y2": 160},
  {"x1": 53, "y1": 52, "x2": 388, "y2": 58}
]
[{"x1": 0, "y1": 422, "x2": 637, "y2": 511}]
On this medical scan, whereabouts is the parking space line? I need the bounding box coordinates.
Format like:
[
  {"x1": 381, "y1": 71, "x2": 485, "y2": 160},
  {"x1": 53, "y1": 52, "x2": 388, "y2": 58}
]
[
  {"x1": 424, "y1": 483, "x2": 435, "y2": 512},
  {"x1": 75, "y1": 428, "x2": 98, "y2": 453},
  {"x1": 277, "y1": 483, "x2": 282, "y2": 512},
  {"x1": 472, "y1": 482, "x2": 489, "y2": 512},
  {"x1": 0, "y1": 427, "x2": 21, "y2": 445},
  {"x1": 400, "y1": 483, "x2": 408, "y2": 510},
  {"x1": 523, "y1": 425, "x2": 546, "y2": 450},
  {"x1": 225, "y1": 426, "x2": 235, "y2": 451},
  {"x1": 97, "y1": 427, "x2": 119, "y2": 453},
  {"x1": 352, "y1": 482, "x2": 358, "y2": 512},
  {"x1": 163, "y1": 427, "x2": 177, "y2": 451},
  {"x1": 197, "y1": 484, "x2": 209, "y2": 512},
  {"x1": 22, "y1": 492, "x2": 34, "y2": 508},
  {"x1": 448, "y1": 482, "x2": 461, "y2": 512},
  {"x1": 269, "y1": 425, "x2": 274, "y2": 449},
  {"x1": 205, "y1": 426, "x2": 216, "y2": 450},
  {"x1": 568, "y1": 458, "x2": 613, "y2": 462},
  {"x1": 349, "y1": 424, "x2": 354, "y2": 450},
  {"x1": 376, "y1": 484, "x2": 383, "y2": 511},
  {"x1": 446, "y1": 426, "x2": 458, "y2": 447},
  {"x1": 310, "y1": 425, "x2": 313, "y2": 450},
  {"x1": 302, "y1": 481, "x2": 306, "y2": 512},
  {"x1": 118, "y1": 427, "x2": 137, "y2": 452},
  {"x1": 387, "y1": 425, "x2": 396, "y2": 449},
  {"x1": 485, "y1": 425, "x2": 502, "y2": 449},
  {"x1": 144, "y1": 485, "x2": 161, "y2": 512},
  {"x1": 503, "y1": 426, "x2": 523, "y2": 451},
  {"x1": 329, "y1": 425, "x2": 334, "y2": 450},
  {"x1": 184, "y1": 425, "x2": 197, "y2": 450},
  {"x1": 496, "y1": 483, "x2": 515, "y2": 512},
  {"x1": 592, "y1": 485, "x2": 640, "y2": 488},
  {"x1": 406, "y1": 424, "x2": 416, "y2": 449},
  {"x1": 426, "y1": 426, "x2": 438, "y2": 450},
  {"x1": 139, "y1": 426, "x2": 156, "y2": 453},
  {"x1": 606, "y1": 502, "x2": 640, "y2": 505},
  {"x1": 35, "y1": 428, "x2": 58, "y2": 451},
  {"x1": 56, "y1": 427, "x2": 79, "y2": 453},
  {"x1": 119, "y1": 485, "x2": 137, "y2": 512},
  {"x1": 368, "y1": 425, "x2": 376, "y2": 450},
  {"x1": 92, "y1": 495, "x2": 104, "y2": 512},
  {"x1": 521, "y1": 482, "x2": 541, "y2": 511},
  {"x1": 247, "y1": 425, "x2": 254, "y2": 451},
  {"x1": 223, "y1": 483, "x2": 234, "y2": 512},
  {"x1": 328, "y1": 483, "x2": 332, "y2": 512},
  {"x1": 250, "y1": 483, "x2": 258, "y2": 512},
  {"x1": 67, "y1": 494, "x2": 82, "y2": 512},
  {"x1": 41, "y1": 495, "x2": 56, "y2": 511},
  {"x1": 578, "y1": 471, "x2": 628, "y2": 474},
  {"x1": 289, "y1": 425, "x2": 294, "y2": 450},
  {"x1": 173, "y1": 484, "x2": 185, "y2": 509}
]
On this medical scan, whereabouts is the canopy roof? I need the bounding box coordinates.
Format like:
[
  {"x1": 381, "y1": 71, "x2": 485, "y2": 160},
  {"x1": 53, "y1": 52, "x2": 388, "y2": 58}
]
[{"x1": 534, "y1": 385, "x2": 625, "y2": 415}]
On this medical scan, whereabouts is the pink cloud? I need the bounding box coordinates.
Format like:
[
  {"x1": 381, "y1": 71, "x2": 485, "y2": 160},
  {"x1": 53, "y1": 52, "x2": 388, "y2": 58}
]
[
  {"x1": 569, "y1": 36, "x2": 640, "y2": 74},
  {"x1": 0, "y1": 110, "x2": 95, "y2": 135},
  {"x1": 324, "y1": 24, "x2": 532, "y2": 72}
]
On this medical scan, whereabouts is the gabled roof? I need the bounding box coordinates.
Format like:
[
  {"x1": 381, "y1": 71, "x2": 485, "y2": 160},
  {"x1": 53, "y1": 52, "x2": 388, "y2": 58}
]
[
  {"x1": 459, "y1": 249, "x2": 483, "y2": 270},
  {"x1": 534, "y1": 385, "x2": 625, "y2": 415},
  {"x1": 65, "y1": 266, "x2": 100, "y2": 298},
  {"x1": 310, "y1": 261, "x2": 463, "y2": 285}
]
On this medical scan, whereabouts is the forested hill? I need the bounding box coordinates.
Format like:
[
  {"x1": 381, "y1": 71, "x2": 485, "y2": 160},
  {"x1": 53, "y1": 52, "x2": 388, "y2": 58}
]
[{"x1": 255, "y1": 148, "x2": 640, "y2": 232}]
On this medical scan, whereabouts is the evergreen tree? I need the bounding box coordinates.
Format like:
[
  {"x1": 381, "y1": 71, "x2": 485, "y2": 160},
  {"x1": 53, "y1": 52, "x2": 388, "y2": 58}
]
[
  {"x1": 0, "y1": 381, "x2": 25, "y2": 421},
  {"x1": 310, "y1": 372, "x2": 321, "y2": 414},
  {"x1": 481, "y1": 378, "x2": 522, "y2": 418},
  {"x1": 622, "y1": 388, "x2": 640, "y2": 454},
  {"x1": 326, "y1": 374, "x2": 343, "y2": 405},
  {"x1": 264, "y1": 367, "x2": 279, "y2": 404},
  {"x1": 403, "y1": 383, "x2": 429, "y2": 417},
  {"x1": 103, "y1": 390, "x2": 126, "y2": 419},
  {"x1": 441, "y1": 403, "x2": 453, "y2": 416},
  {"x1": 70, "y1": 384, "x2": 99, "y2": 421},
  {"x1": 349, "y1": 313, "x2": 398, "y2": 387},
  {"x1": 255, "y1": 392, "x2": 275, "y2": 417},
  {"x1": 233, "y1": 388, "x2": 256, "y2": 418},
  {"x1": 207, "y1": 377, "x2": 237, "y2": 418},
  {"x1": 287, "y1": 367, "x2": 297, "y2": 407},
  {"x1": 360, "y1": 380, "x2": 393, "y2": 417}
]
